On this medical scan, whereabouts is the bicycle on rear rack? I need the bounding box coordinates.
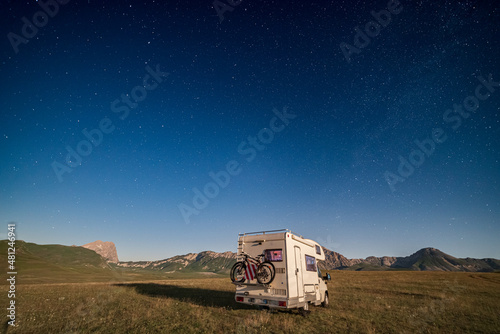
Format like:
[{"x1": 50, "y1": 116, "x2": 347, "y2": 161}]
[{"x1": 230, "y1": 252, "x2": 275, "y2": 284}]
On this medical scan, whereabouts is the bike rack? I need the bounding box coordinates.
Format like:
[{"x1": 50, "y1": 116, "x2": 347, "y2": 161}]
[
  {"x1": 233, "y1": 231, "x2": 280, "y2": 287},
  {"x1": 237, "y1": 229, "x2": 303, "y2": 261}
]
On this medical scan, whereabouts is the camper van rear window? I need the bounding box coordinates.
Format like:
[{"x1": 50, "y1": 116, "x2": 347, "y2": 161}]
[
  {"x1": 305, "y1": 255, "x2": 317, "y2": 271},
  {"x1": 264, "y1": 249, "x2": 283, "y2": 262},
  {"x1": 315, "y1": 245, "x2": 321, "y2": 255}
]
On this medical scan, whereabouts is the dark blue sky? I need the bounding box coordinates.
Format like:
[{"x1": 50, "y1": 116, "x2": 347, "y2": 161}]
[{"x1": 1, "y1": 0, "x2": 499, "y2": 261}]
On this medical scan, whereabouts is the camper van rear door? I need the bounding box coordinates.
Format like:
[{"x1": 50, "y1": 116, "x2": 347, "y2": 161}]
[{"x1": 294, "y1": 246, "x2": 304, "y2": 298}]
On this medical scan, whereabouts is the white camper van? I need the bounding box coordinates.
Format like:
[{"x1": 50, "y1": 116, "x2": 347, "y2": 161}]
[{"x1": 231, "y1": 229, "x2": 331, "y2": 312}]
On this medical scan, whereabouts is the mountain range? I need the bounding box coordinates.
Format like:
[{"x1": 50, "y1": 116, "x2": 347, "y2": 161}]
[
  {"x1": 118, "y1": 251, "x2": 236, "y2": 273},
  {"x1": 116, "y1": 246, "x2": 500, "y2": 273},
  {"x1": 2, "y1": 240, "x2": 499, "y2": 283},
  {"x1": 319, "y1": 247, "x2": 500, "y2": 272}
]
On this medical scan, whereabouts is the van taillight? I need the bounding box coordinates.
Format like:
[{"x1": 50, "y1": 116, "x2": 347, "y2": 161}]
[
  {"x1": 279, "y1": 301, "x2": 286, "y2": 307},
  {"x1": 236, "y1": 296, "x2": 244, "y2": 302}
]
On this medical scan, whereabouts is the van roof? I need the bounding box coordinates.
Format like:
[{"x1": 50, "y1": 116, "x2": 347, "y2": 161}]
[{"x1": 238, "y1": 229, "x2": 326, "y2": 261}]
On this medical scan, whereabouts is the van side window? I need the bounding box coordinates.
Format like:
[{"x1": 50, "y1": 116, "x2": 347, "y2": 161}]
[
  {"x1": 264, "y1": 249, "x2": 283, "y2": 262},
  {"x1": 305, "y1": 255, "x2": 317, "y2": 271},
  {"x1": 316, "y1": 245, "x2": 321, "y2": 255}
]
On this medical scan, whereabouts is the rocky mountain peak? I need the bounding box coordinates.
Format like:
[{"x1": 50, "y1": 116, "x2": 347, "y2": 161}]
[
  {"x1": 82, "y1": 240, "x2": 119, "y2": 263},
  {"x1": 319, "y1": 247, "x2": 355, "y2": 269}
]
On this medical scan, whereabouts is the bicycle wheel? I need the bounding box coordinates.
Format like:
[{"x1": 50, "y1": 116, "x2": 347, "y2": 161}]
[
  {"x1": 256, "y1": 261, "x2": 275, "y2": 284},
  {"x1": 230, "y1": 262, "x2": 246, "y2": 283}
]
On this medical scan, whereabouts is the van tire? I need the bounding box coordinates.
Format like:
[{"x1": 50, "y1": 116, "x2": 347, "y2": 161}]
[
  {"x1": 322, "y1": 292, "x2": 329, "y2": 308},
  {"x1": 299, "y1": 302, "x2": 310, "y2": 317}
]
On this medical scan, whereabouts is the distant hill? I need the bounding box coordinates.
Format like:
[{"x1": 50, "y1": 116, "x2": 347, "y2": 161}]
[
  {"x1": 82, "y1": 240, "x2": 119, "y2": 263},
  {"x1": 118, "y1": 251, "x2": 236, "y2": 274},
  {"x1": 321, "y1": 247, "x2": 500, "y2": 272},
  {"x1": 0, "y1": 240, "x2": 115, "y2": 283}
]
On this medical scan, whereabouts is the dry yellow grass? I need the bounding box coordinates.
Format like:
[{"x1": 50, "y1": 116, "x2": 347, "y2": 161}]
[{"x1": 2, "y1": 271, "x2": 499, "y2": 333}]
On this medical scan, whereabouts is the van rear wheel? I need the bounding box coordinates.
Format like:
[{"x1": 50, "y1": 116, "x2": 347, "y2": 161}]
[
  {"x1": 299, "y1": 302, "x2": 310, "y2": 317},
  {"x1": 322, "y1": 292, "x2": 329, "y2": 308}
]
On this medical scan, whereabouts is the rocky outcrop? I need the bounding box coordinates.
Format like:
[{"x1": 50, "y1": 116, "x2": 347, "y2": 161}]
[
  {"x1": 82, "y1": 240, "x2": 119, "y2": 263},
  {"x1": 319, "y1": 247, "x2": 356, "y2": 269}
]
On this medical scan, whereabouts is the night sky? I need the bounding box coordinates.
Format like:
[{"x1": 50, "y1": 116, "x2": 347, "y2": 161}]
[{"x1": 1, "y1": 0, "x2": 499, "y2": 261}]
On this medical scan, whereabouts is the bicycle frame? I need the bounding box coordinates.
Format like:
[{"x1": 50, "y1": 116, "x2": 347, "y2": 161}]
[{"x1": 239, "y1": 252, "x2": 264, "y2": 266}]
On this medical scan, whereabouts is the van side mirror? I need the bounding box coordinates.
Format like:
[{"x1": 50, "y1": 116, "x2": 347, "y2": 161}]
[{"x1": 323, "y1": 273, "x2": 331, "y2": 281}]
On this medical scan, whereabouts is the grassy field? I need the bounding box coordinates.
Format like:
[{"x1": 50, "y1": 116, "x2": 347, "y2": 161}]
[{"x1": 2, "y1": 271, "x2": 500, "y2": 333}]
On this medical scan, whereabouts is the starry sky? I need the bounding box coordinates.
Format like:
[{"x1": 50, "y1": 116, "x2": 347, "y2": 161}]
[{"x1": 0, "y1": 0, "x2": 499, "y2": 261}]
